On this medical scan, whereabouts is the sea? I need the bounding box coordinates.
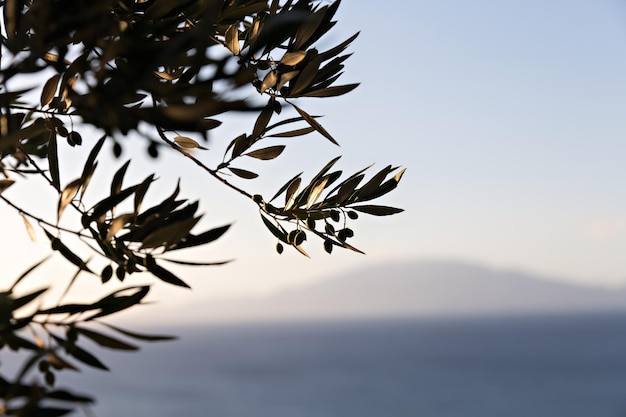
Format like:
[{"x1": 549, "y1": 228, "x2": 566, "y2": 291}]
[{"x1": 19, "y1": 313, "x2": 626, "y2": 416}]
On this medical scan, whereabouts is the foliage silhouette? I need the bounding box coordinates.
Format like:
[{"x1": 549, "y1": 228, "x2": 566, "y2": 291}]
[{"x1": 0, "y1": 0, "x2": 405, "y2": 415}]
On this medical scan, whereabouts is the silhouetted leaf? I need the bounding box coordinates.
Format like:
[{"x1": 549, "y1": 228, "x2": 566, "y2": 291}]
[
  {"x1": 41, "y1": 73, "x2": 60, "y2": 107},
  {"x1": 284, "y1": 176, "x2": 301, "y2": 210},
  {"x1": 141, "y1": 216, "x2": 201, "y2": 250},
  {"x1": 86, "y1": 286, "x2": 150, "y2": 320},
  {"x1": 245, "y1": 145, "x2": 285, "y2": 160},
  {"x1": 252, "y1": 103, "x2": 274, "y2": 139},
  {"x1": 160, "y1": 258, "x2": 231, "y2": 266},
  {"x1": 46, "y1": 390, "x2": 93, "y2": 404},
  {"x1": 302, "y1": 83, "x2": 358, "y2": 98},
  {"x1": 81, "y1": 135, "x2": 106, "y2": 180},
  {"x1": 291, "y1": 56, "x2": 321, "y2": 95},
  {"x1": 74, "y1": 327, "x2": 138, "y2": 351},
  {"x1": 291, "y1": 104, "x2": 338, "y2": 145},
  {"x1": 260, "y1": 214, "x2": 288, "y2": 243},
  {"x1": 294, "y1": 7, "x2": 325, "y2": 50},
  {"x1": 172, "y1": 224, "x2": 231, "y2": 250},
  {"x1": 334, "y1": 173, "x2": 364, "y2": 204},
  {"x1": 11, "y1": 287, "x2": 48, "y2": 311},
  {"x1": 111, "y1": 160, "x2": 131, "y2": 198},
  {"x1": 100, "y1": 323, "x2": 176, "y2": 341},
  {"x1": 318, "y1": 31, "x2": 359, "y2": 61},
  {"x1": 58, "y1": 179, "x2": 82, "y2": 222},
  {"x1": 350, "y1": 205, "x2": 404, "y2": 216},
  {"x1": 174, "y1": 136, "x2": 206, "y2": 149},
  {"x1": 44, "y1": 230, "x2": 92, "y2": 272},
  {"x1": 106, "y1": 213, "x2": 134, "y2": 241},
  {"x1": 306, "y1": 176, "x2": 329, "y2": 209},
  {"x1": 47, "y1": 352, "x2": 79, "y2": 371},
  {"x1": 293, "y1": 244, "x2": 310, "y2": 257},
  {"x1": 10, "y1": 256, "x2": 51, "y2": 291},
  {"x1": 269, "y1": 172, "x2": 302, "y2": 202},
  {"x1": 260, "y1": 70, "x2": 278, "y2": 92},
  {"x1": 21, "y1": 214, "x2": 36, "y2": 242},
  {"x1": 0, "y1": 179, "x2": 15, "y2": 194},
  {"x1": 356, "y1": 165, "x2": 393, "y2": 201},
  {"x1": 270, "y1": 127, "x2": 317, "y2": 140},
  {"x1": 51, "y1": 334, "x2": 109, "y2": 371},
  {"x1": 225, "y1": 24, "x2": 240, "y2": 55},
  {"x1": 134, "y1": 174, "x2": 155, "y2": 214},
  {"x1": 280, "y1": 51, "x2": 307, "y2": 66},
  {"x1": 88, "y1": 184, "x2": 140, "y2": 224},
  {"x1": 48, "y1": 132, "x2": 60, "y2": 190},
  {"x1": 228, "y1": 167, "x2": 259, "y2": 179},
  {"x1": 145, "y1": 259, "x2": 190, "y2": 288},
  {"x1": 276, "y1": 70, "x2": 300, "y2": 90}
]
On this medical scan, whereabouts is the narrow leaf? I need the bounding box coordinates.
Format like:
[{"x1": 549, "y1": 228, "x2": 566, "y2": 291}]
[
  {"x1": 111, "y1": 160, "x2": 131, "y2": 197},
  {"x1": 284, "y1": 176, "x2": 301, "y2": 210},
  {"x1": 357, "y1": 165, "x2": 393, "y2": 200},
  {"x1": 276, "y1": 70, "x2": 300, "y2": 90},
  {"x1": 52, "y1": 335, "x2": 109, "y2": 370},
  {"x1": 48, "y1": 132, "x2": 60, "y2": 190},
  {"x1": 269, "y1": 172, "x2": 302, "y2": 203},
  {"x1": 45, "y1": 230, "x2": 92, "y2": 272},
  {"x1": 58, "y1": 179, "x2": 82, "y2": 222},
  {"x1": 81, "y1": 135, "x2": 106, "y2": 180},
  {"x1": 302, "y1": 83, "x2": 359, "y2": 98},
  {"x1": 140, "y1": 216, "x2": 201, "y2": 250},
  {"x1": 335, "y1": 174, "x2": 364, "y2": 204},
  {"x1": 88, "y1": 185, "x2": 139, "y2": 224},
  {"x1": 260, "y1": 70, "x2": 278, "y2": 92},
  {"x1": 106, "y1": 213, "x2": 134, "y2": 241},
  {"x1": 174, "y1": 136, "x2": 206, "y2": 149},
  {"x1": 147, "y1": 262, "x2": 190, "y2": 288},
  {"x1": 99, "y1": 323, "x2": 176, "y2": 341},
  {"x1": 160, "y1": 258, "x2": 232, "y2": 266},
  {"x1": 245, "y1": 145, "x2": 285, "y2": 160},
  {"x1": 290, "y1": 57, "x2": 321, "y2": 95},
  {"x1": 318, "y1": 32, "x2": 360, "y2": 61},
  {"x1": 228, "y1": 167, "x2": 259, "y2": 179},
  {"x1": 21, "y1": 214, "x2": 36, "y2": 242},
  {"x1": 260, "y1": 214, "x2": 288, "y2": 243},
  {"x1": 10, "y1": 256, "x2": 51, "y2": 291},
  {"x1": 225, "y1": 24, "x2": 240, "y2": 55},
  {"x1": 306, "y1": 176, "x2": 329, "y2": 209},
  {"x1": 75, "y1": 327, "x2": 138, "y2": 351},
  {"x1": 292, "y1": 104, "x2": 338, "y2": 145},
  {"x1": 172, "y1": 224, "x2": 231, "y2": 250},
  {"x1": 268, "y1": 126, "x2": 315, "y2": 138},
  {"x1": 11, "y1": 288, "x2": 48, "y2": 311},
  {"x1": 252, "y1": 103, "x2": 274, "y2": 139},
  {"x1": 86, "y1": 286, "x2": 150, "y2": 320},
  {"x1": 41, "y1": 73, "x2": 60, "y2": 107},
  {"x1": 0, "y1": 179, "x2": 14, "y2": 194},
  {"x1": 280, "y1": 51, "x2": 307, "y2": 66},
  {"x1": 134, "y1": 174, "x2": 155, "y2": 214},
  {"x1": 293, "y1": 245, "x2": 310, "y2": 258},
  {"x1": 350, "y1": 205, "x2": 404, "y2": 216}
]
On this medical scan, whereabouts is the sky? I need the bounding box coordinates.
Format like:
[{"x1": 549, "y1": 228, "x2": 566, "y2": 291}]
[{"x1": 2, "y1": 1, "x2": 626, "y2": 321}]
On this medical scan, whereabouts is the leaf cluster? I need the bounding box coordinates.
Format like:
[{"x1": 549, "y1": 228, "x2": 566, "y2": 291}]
[
  {"x1": 0, "y1": 0, "x2": 406, "y2": 415},
  {"x1": 0, "y1": 261, "x2": 173, "y2": 417}
]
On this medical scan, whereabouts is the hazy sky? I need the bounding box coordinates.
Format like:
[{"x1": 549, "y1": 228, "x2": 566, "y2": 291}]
[{"x1": 2, "y1": 1, "x2": 626, "y2": 319}]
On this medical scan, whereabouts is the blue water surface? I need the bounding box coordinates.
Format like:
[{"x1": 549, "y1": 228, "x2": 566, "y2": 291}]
[{"x1": 54, "y1": 313, "x2": 626, "y2": 417}]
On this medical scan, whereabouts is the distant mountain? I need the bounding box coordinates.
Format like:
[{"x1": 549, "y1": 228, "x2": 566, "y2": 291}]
[{"x1": 196, "y1": 261, "x2": 626, "y2": 323}]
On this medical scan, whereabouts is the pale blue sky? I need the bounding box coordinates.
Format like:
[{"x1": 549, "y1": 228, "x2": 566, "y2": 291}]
[{"x1": 2, "y1": 1, "x2": 626, "y2": 319}]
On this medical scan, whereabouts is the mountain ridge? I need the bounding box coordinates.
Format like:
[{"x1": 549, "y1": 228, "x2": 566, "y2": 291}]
[{"x1": 192, "y1": 260, "x2": 626, "y2": 323}]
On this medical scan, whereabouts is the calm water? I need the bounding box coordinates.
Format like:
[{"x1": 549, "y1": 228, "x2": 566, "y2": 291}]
[{"x1": 46, "y1": 314, "x2": 626, "y2": 416}]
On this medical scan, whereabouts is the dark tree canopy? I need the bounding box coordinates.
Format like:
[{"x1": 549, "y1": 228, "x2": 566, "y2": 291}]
[{"x1": 0, "y1": 0, "x2": 404, "y2": 415}]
